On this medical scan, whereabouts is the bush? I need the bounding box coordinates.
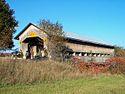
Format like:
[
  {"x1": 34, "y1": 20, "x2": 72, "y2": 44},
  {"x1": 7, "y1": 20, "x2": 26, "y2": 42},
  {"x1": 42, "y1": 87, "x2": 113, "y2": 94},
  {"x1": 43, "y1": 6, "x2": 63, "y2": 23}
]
[
  {"x1": 106, "y1": 57, "x2": 125, "y2": 74},
  {"x1": 71, "y1": 57, "x2": 108, "y2": 74}
]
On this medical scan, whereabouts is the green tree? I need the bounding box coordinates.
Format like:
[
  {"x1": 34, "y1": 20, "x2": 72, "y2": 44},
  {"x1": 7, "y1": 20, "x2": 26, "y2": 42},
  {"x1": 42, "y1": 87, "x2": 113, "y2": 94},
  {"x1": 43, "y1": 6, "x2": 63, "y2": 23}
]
[
  {"x1": 0, "y1": 0, "x2": 18, "y2": 49},
  {"x1": 39, "y1": 19, "x2": 67, "y2": 61}
]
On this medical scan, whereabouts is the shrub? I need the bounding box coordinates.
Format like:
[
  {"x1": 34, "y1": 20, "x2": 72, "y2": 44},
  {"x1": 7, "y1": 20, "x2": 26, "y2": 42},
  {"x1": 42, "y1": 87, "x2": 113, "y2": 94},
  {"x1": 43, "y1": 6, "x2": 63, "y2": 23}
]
[
  {"x1": 71, "y1": 57, "x2": 108, "y2": 74},
  {"x1": 106, "y1": 57, "x2": 125, "y2": 74}
]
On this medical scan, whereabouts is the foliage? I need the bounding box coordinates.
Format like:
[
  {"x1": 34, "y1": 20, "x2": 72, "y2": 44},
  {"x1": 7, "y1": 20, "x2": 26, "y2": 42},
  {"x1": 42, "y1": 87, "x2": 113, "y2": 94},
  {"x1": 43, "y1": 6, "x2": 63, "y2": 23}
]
[
  {"x1": 0, "y1": 0, "x2": 18, "y2": 49},
  {"x1": 39, "y1": 19, "x2": 67, "y2": 61},
  {"x1": 71, "y1": 57, "x2": 109, "y2": 74},
  {"x1": 72, "y1": 56, "x2": 125, "y2": 75},
  {"x1": 0, "y1": 53, "x2": 11, "y2": 57},
  {"x1": 114, "y1": 46, "x2": 125, "y2": 57},
  {"x1": 11, "y1": 50, "x2": 23, "y2": 59},
  {"x1": 106, "y1": 57, "x2": 125, "y2": 74},
  {"x1": 1, "y1": 56, "x2": 125, "y2": 85}
]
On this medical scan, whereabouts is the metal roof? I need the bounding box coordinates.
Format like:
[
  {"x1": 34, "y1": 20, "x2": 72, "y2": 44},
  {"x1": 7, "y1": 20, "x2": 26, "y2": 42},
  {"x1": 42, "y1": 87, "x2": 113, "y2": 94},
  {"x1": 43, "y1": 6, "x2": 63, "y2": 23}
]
[
  {"x1": 65, "y1": 32, "x2": 114, "y2": 47},
  {"x1": 15, "y1": 23, "x2": 114, "y2": 48}
]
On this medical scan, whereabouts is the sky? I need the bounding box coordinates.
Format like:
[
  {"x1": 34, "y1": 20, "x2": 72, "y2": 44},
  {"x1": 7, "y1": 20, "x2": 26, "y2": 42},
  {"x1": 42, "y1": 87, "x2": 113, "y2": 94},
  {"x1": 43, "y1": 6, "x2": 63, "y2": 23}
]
[{"x1": 6, "y1": 0, "x2": 125, "y2": 48}]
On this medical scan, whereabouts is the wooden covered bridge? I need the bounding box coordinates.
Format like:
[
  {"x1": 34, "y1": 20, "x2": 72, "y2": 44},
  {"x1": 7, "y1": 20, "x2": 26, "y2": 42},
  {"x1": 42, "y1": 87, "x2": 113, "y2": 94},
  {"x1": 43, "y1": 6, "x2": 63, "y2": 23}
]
[{"x1": 15, "y1": 23, "x2": 114, "y2": 62}]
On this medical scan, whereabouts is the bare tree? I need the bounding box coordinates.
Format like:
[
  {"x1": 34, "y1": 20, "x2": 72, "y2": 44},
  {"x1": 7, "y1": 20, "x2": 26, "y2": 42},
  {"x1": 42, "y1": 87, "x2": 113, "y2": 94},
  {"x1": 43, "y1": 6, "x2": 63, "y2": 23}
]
[{"x1": 39, "y1": 19, "x2": 67, "y2": 61}]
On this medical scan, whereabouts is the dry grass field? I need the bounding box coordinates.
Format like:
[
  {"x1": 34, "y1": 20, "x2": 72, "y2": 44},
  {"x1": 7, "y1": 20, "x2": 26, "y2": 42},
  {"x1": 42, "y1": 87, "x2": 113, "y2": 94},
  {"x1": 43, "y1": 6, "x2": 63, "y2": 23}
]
[{"x1": 0, "y1": 58, "x2": 125, "y2": 94}]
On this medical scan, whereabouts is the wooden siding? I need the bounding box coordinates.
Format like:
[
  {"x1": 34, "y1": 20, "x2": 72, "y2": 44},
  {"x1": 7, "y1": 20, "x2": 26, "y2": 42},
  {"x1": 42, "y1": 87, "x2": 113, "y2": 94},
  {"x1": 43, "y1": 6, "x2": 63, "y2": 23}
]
[{"x1": 66, "y1": 42, "x2": 114, "y2": 54}]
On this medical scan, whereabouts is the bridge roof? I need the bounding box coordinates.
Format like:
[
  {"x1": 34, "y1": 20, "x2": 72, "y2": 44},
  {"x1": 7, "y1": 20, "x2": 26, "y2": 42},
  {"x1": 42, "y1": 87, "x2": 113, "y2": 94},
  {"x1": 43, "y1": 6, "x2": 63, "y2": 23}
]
[{"x1": 15, "y1": 23, "x2": 114, "y2": 48}]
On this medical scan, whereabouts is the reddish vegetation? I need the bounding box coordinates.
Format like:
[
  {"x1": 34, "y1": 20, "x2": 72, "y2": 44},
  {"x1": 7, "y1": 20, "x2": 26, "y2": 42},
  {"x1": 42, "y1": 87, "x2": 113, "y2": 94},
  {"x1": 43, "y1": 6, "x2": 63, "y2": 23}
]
[
  {"x1": 71, "y1": 57, "x2": 109, "y2": 74},
  {"x1": 106, "y1": 57, "x2": 125, "y2": 74},
  {"x1": 71, "y1": 56, "x2": 125, "y2": 74},
  {"x1": 78, "y1": 62, "x2": 108, "y2": 74},
  {"x1": 106, "y1": 57, "x2": 125, "y2": 64}
]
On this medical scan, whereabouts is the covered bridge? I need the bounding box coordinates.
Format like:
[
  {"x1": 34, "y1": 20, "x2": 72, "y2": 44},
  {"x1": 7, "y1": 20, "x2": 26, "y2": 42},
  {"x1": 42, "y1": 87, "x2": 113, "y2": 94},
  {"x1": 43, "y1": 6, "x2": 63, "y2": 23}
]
[{"x1": 15, "y1": 23, "x2": 114, "y2": 62}]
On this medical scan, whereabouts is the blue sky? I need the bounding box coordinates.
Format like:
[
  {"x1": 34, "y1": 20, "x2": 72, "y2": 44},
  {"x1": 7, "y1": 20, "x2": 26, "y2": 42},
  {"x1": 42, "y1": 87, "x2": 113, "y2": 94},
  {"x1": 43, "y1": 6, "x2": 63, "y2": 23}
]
[{"x1": 6, "y1": 0, "x2": 125, "y2": 48}]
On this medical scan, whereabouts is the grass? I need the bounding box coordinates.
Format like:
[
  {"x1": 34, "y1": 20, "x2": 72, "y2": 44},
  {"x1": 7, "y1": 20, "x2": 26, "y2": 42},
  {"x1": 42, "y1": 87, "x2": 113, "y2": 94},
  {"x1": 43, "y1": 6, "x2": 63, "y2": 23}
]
[
  {"x1": 0, "y1": 74, "x2": 125, "y2": 94},
  {"x1": 0, "y1": 59, "x2": 83, "y2": 85},
  {"x1": 1, "y1": 59, "x2": 125, "y2": 94}
]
